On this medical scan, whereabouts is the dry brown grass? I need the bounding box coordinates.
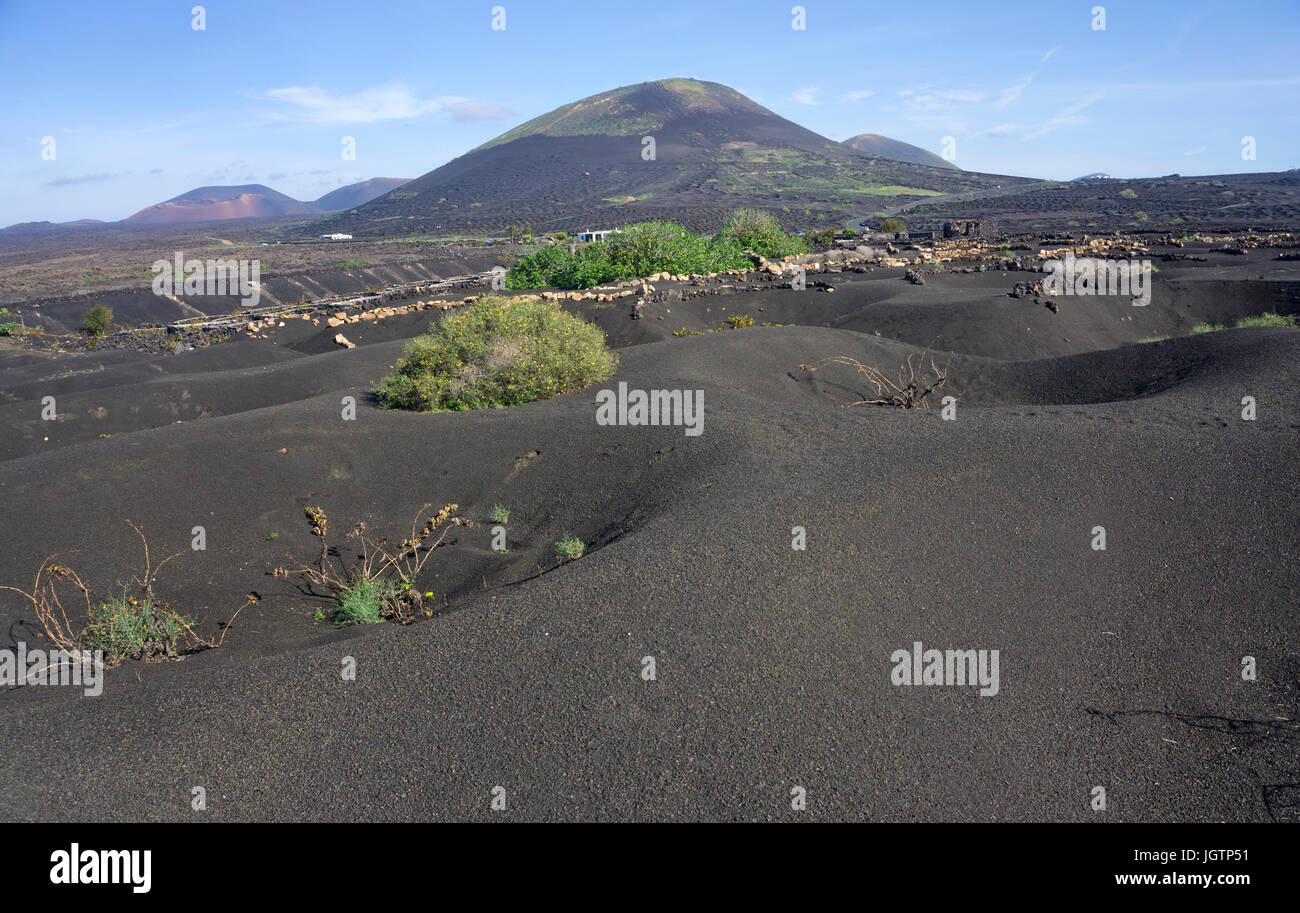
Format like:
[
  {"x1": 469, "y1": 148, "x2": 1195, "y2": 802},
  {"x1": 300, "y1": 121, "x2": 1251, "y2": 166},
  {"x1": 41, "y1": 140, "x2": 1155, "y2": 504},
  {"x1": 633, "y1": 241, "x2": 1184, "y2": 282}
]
[{"x1": 800, "y1": 346, "x2": 953, "y2": 408}]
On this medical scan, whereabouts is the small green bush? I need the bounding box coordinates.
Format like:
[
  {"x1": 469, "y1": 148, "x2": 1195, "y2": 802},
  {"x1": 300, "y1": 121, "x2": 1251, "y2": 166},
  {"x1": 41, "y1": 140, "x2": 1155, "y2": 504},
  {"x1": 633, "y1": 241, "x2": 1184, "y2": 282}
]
[
  {"x1": 335, "y1": 576, "x2": 394, "y2": 626},
  {"x1": 85, "y1": 585, "x2": 194, "y2": 660},
  {"x1": 555, "y1": 536, "x2": 586, "y2": 559},
  {"x1": 82, "y1": 305, "x2": 113, "y2": 337},
  {"x1": 714, "y1": 208, "x2": 805, "y2": 259},
  {"x1": 489, "y1": 504, "x2": 511, "y2": 524},
  {"x1": 375, "y1": 295, "x2": 617, "y2": 411},
  {"x1": 880, "y1": 218, "x2": 906, "y2": 233}
]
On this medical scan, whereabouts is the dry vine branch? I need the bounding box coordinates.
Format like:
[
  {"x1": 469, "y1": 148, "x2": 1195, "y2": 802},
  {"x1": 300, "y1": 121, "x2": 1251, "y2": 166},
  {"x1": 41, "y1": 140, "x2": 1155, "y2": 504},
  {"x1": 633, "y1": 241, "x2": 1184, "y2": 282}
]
[
  {"x1": 0, "y1": 522, "x2": 251, "y2": 666},
  {"x1": 0, "y1": 553, "x2": 92, "y2": 654},
  {"x1": 277, "y1": 502, "x2": 466, "y2": 624},
  {"x1": 800, "y1": 345, "x2": 954, "y2": 409}
]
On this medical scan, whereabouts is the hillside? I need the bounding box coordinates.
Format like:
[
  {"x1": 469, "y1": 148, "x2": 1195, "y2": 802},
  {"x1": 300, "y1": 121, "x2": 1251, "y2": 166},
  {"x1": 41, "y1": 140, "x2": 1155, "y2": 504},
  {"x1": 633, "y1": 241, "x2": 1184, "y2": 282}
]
[
  {"x1": 2, "y1": 238, "x2": 1296, "y2": 821},
  {"x1": 313, "y1": 177, "x2": 411, "y2": 212},
  {"x1": 317, "y1": 78, "x2": 1026, "y2": 236},
  {"x1": 843, "y1": 133, "x2": 959, "y2": 170},
  {"x1": 124, "y1": 184, "x2": 315, "y2": 223},
  {"x1": 123, "y1": 178, "x2": 412, "y2": 225}
]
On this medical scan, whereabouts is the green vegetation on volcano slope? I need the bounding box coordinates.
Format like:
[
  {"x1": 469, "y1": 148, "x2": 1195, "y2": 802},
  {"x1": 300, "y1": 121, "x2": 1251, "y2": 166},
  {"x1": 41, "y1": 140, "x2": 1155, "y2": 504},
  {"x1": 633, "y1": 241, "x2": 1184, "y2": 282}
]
[
  {"x1": 475, "y1": 79, "x2": 770, "y2": 150},
  {"x1": 505, "y1": 211, "x2": 806, "y2": 290}
]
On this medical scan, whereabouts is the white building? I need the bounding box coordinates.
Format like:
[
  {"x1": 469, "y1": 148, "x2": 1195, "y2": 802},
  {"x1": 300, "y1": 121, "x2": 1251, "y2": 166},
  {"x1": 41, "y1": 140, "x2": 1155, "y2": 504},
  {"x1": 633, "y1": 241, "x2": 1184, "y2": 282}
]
[
  {"x1": 320, "y1": 233, "x2": 353, "y2": 241},
  {"x1": 575, "y1": 229, "x2": 619, "y2": 243}
]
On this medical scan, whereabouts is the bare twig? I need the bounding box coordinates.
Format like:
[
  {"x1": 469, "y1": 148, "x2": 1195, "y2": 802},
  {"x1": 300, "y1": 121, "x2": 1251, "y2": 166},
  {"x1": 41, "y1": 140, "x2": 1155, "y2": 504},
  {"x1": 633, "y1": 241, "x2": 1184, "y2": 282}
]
[{"x1": 800, "y1": 344, "x2": 953, "y2": 409}]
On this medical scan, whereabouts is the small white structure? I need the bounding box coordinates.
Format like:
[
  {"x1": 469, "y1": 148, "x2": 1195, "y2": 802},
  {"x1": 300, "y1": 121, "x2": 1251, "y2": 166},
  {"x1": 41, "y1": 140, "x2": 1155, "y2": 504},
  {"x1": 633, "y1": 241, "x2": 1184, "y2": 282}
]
[
  {"x1": 320, "y1": 233, "x2": 353, "y2": 241},
  {"x1": 575, "y1": 229, "x2": 619, "y2": 243}
]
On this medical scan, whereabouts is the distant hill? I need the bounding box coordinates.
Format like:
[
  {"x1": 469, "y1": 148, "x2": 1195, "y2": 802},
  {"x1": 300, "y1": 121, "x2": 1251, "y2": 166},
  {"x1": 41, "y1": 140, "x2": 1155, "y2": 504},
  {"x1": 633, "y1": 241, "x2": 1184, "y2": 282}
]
[
  {"x1": 313, "y1": 177, "x2": 411, "y2": 212},
  {"x1": 319, "y1": 78, "x2": 1022, "y2": 236},
  {"x1": 124, "y1": 178, "x2": 411, "y2": 224},
  {"x1": 124, "y1": 184, "x2": 314, "y2": 223},
  {"x1": 842, "y1": 133, "x2": 958, "y2": 170},
  {"x1": 0, "y1": 219, "x2": 106, "y2": 232}
]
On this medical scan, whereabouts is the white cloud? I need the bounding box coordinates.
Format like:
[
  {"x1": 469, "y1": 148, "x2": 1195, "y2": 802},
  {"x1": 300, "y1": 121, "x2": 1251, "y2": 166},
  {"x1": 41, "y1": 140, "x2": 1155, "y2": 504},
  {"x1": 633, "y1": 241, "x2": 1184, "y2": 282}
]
[
  {"x1": 970, "y1": 123, "x2": 1020, "y2": 139},
  {"x1": 257, "y1": 83, "x2": 512, "y2": 124},
  {"x1": 841, "y1": 89, "x2": 875, "y2": 102},
  {"x1": 792, "y1": 87, "x2": 822, "y2": 106},
  {"x1": 1022, "y1": 93, "x2": 1103, "y2": 140},
  {"x1": 43, "y1": 172, "x2": 121, "y2": 187},
  {"x1": 1183, "y1": 144, "x2": 1207, "y2": 156},
  {"x1": 996, "y1": 72, "x2": 1036, "y2": 108},
  {"x1": 1041, "y1": 44, "x2": 1063, "y2": 63}
]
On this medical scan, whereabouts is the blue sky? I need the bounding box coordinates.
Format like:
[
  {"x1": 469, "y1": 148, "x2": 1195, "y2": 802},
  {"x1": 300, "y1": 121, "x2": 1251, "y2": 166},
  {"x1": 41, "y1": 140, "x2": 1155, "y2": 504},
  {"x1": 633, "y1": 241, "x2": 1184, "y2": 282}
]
[{"x1": 1, "y1": 0, "x2": 1297, "y2": 225}]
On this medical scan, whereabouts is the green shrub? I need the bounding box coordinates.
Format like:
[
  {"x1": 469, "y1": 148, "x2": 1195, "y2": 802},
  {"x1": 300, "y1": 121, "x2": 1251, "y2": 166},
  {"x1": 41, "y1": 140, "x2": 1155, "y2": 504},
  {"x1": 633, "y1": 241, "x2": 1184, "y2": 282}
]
[
  {"x1": 1191, "y1": 322, "x2": 1225, "y2": 334},
  {"x1": 81, "y1": 305, "x2": 113, "y2": 337},
  {"x1": 555, "y1": 536, "x2": 586, "y2": 559},
  {"x1": 375, "y1": 295, "x2": 617, "y2": 411},
  {"x1": 489, "y1": 504, "x2": 511, "y2": 524},
  {"x1": 727, "y1": 314, "x2": 755, "y2": 329},
  {"x1": 714, "y1": 208, "x2": 805, "y2": 259},
  {"x1": 335, "y1": 576, "x2": 393, "y2": 626},
  {"x1": 504, "y1": 211, "x2": 805, "y2": 290},
  {"x1": 880, "y1": 218, "x2": 906, "y2": 233},
  {"x1": 0, "y1": 323, "x2": 18, "y2": 337},
  {"x1": 85, "y1": 585, "x2": 195, "y2": 660}
]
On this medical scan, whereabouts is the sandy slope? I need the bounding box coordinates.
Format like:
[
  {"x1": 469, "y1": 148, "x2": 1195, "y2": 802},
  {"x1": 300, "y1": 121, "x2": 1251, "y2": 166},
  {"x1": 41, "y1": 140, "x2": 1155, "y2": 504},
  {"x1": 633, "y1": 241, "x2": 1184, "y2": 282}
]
[{"x1": 0, "y1": 271, "x2": 1296, "y2": 821}]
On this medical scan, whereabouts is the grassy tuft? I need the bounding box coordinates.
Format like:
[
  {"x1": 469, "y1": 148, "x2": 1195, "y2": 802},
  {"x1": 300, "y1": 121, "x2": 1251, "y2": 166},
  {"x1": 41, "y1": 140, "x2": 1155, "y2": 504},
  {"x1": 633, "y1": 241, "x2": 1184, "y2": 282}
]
[
  {"x1": 1235, "y1": 312, "x2": 1298, "y2": 329},
  {"x1": 335, "y1": 576, "x2": 394, "y2": 626},
  {"x1": 85, "y1": 585, "x2": 195, "y2": 659},
  {"x1": 555, "y1": 536, "x2": 586, "y2": 559}
]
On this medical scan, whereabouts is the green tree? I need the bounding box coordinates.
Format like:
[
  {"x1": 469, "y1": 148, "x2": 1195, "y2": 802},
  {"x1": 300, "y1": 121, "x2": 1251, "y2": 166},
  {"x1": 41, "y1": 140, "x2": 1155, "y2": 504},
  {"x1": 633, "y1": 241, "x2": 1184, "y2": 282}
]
[{"x1": 82, "y1": 305, "x2": 113, "y2": 337}]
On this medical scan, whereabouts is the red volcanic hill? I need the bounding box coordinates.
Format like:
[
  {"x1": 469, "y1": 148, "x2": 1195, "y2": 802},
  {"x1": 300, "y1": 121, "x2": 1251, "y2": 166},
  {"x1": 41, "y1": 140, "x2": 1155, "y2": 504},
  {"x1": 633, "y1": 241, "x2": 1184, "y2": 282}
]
[
  {"x1": 124, "y1": 178, "x2": 411, "y2": 224},
  {"x1": 124, "y1": 185, "x2": 314, "y2": 223}
]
